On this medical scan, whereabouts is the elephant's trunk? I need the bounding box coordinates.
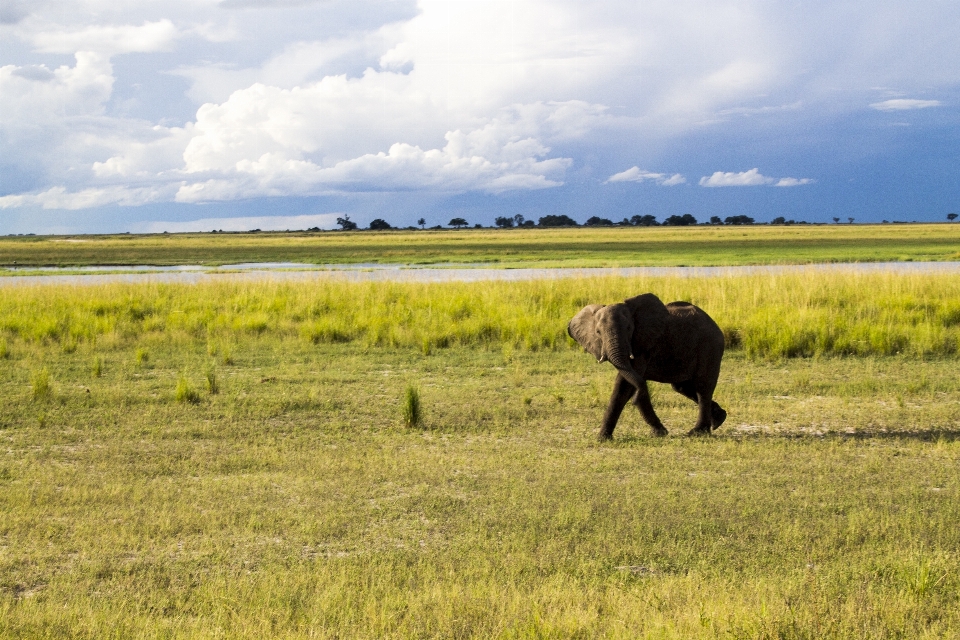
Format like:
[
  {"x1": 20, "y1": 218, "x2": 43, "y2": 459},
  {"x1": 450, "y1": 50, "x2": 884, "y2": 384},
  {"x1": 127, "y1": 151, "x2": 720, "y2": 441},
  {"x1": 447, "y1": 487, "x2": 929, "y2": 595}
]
[{"x1": 604, "y1": 331, "x2": 643, "y2": 390}]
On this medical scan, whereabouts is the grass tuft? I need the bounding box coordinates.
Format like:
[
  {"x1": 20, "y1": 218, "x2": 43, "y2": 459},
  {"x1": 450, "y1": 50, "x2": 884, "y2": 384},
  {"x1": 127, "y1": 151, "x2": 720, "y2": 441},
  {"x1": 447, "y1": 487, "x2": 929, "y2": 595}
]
[
  {"x1": 206, "y1": 366, "x2": 219, "y2": 395},
  {"x1": 31, "y1": 367, "x2": 51, "y2": 401},
  {"x1": 401, "y1": 385, "x2": 422, "y2": 428},
  {"x1": 92, "y1": 355, "x2": 103, "y2": 378},
  {"x1": 175, "y1": 373, "x2": 201, "y2": 404}
]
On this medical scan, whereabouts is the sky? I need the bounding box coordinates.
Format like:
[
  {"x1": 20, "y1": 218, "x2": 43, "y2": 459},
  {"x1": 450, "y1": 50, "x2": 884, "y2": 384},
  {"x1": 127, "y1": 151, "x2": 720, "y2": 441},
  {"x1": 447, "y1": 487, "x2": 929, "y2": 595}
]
[{"x1": 1, "y1": 0, "x2": 959, "y2": 234}]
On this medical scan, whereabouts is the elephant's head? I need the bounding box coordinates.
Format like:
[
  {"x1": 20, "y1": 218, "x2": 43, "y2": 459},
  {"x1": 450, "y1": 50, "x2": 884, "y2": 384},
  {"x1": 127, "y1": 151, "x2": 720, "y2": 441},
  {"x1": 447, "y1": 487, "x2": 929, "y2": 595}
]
[{"x1": 568, "y1": 293, "x2": 670, "y2": 389}]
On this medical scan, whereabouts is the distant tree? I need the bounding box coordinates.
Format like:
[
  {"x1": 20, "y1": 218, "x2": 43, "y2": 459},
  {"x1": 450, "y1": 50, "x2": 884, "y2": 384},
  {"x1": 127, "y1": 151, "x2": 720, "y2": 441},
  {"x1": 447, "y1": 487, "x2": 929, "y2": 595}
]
[
  {"x1": 449, "y1": 217, "x2": 469, "y2": 228},
  {"x1": 514, "y1": 214, "x2": 525, "y2": 226},
  {"x1": 521, "y1": 220, "x2": 535, "y2": 227},
  {"x1": 724, "y1": 215, "x2": 754, "y2": 225},
  {"x1": 537, "y1": 214, "x2": 578, "y2": 227},
  {"x1": 832, "y1": 217, "x2": 840, "y2": 223},
  {"x1": 709, "y1": 216, "x2": 723, "y2": 225},
  {"x1": 417, "y1": 217, "x2": 426, "y2": 229},
  {"x1": 474, "y1": 223, "x2": 483, "y2": 228},
  {"x1": 848, "y1": 217, "x2": 854, "y2": 224},
  {"x1": 369, "y1": 218, "x2": 392, "y2": 230},
  {"x1": 771, "y1": 216, "x2": 786, "y2": 225},
  {"x1": 630, "y1": 214, "x2": 658, "y2": 226},
  {"x1": 948, "y1": 213, "x2": 958, "y2": 222},
  {"x1": 663, "y1": 213, "x2": 698, "y2": 226},
  {"x1": 584, "y1": 216, "x2": 614, "y2": 226},
  {"x1": 306, "y1": 227, "x2": 321, "y2": 232},
  {"x1": 336, "y1": 215, "x2": 357, "y2": 231},
  {"x1": 494, "y1": 216, "x2": 514, "y2": 228}
]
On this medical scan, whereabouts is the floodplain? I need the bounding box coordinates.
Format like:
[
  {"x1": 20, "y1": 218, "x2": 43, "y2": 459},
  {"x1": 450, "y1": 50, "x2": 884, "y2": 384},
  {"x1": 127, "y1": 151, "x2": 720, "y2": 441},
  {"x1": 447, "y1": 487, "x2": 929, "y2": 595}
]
[
  {"x1": 2, "y1": 223, "x2": 960, "y2": 268},
  {"x1": 1, "y1": 271, "x2": 958, "y2": 637}
]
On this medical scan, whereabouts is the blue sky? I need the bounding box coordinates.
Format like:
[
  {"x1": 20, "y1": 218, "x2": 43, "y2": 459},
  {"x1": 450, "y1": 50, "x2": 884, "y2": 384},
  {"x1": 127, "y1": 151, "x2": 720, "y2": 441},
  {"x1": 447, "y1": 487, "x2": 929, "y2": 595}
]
[{"x1": 1, "y1": 0, "x2": 958, "y2": 233}]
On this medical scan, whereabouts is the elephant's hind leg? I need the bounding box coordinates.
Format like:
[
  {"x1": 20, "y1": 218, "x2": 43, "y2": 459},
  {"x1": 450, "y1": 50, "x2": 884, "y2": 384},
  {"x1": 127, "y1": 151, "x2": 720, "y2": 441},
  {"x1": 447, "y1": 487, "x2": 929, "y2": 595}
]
[
  {"x1": 631, "y1": 380, "x2": 668, "y2": 437},
  {"x1": 671, "y1": 380, "x2": 726, "y2": 431}
]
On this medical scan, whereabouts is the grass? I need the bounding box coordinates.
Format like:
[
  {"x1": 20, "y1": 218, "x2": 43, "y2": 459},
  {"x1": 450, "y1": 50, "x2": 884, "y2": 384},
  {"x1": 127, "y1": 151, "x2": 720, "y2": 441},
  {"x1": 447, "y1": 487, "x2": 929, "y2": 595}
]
[
  {"x1": 401, "y1": 385, "x2": 422, "y2": 428},
  {"x1": 1, "y1": 276, "x2": 959, "y2": 637},
  {"x1": 2, "y1": 223, "x2": 960, "y2": 268},
  {"x1": 2, "y1": 272, "x2": 960, "y2": 360}
]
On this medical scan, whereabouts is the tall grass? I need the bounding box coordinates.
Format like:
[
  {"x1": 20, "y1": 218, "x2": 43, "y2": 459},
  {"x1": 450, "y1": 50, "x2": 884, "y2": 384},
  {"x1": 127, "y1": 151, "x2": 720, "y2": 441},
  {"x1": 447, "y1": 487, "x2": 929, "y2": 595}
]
[
  {"x1": 401, "y1": 385, "x2": 422, "y2": 428},
  {"x1": 1, "y1": 271, "x2": 959, "y2": 360}
]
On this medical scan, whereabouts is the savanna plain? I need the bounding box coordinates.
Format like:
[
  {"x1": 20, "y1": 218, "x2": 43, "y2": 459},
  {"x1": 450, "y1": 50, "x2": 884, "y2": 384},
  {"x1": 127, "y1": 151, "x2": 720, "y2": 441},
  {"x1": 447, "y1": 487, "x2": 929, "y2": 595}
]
[
  {"x1": 2, "y1": 268, "x2": 960, "y2": 638},
  {"x1": 3, "y1": 223, "x2": 960, "y2": 268}
]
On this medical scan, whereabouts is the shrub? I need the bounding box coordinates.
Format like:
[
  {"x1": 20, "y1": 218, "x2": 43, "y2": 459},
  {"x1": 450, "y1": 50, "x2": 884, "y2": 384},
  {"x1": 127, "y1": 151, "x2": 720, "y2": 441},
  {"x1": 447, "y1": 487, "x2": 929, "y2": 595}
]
[
  {"x1": 175, "y1": 374, "x2": 201, "y2": 404},
  {"x1": 401, "y1": 385, "x2": 422, "y2": 428},
  {"x1": 32, "y1": 368, "x2": 51, "y2": 401},
  {"x1": 206, "y1": 367, "x2": 219, "y2": 395},
  {"x1": 369, "y1": 219, "x2": 392, "y2": 230},
  {"x1": 92, "y1": 356, "x2": 103, "y2": 378}
]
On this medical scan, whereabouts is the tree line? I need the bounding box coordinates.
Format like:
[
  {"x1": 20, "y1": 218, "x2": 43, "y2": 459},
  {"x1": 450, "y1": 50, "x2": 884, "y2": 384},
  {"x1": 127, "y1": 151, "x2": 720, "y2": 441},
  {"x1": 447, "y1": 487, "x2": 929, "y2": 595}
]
[{"x1": 330, "y1": 212, "x2": 960, "y2": 231}]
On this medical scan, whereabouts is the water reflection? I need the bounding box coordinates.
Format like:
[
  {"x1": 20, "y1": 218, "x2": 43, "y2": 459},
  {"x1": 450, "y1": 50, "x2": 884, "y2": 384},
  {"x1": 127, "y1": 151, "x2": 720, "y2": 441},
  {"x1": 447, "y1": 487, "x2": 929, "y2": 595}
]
[{"x1": 1, "y1": 261, "x2": 959, "y2": 287}]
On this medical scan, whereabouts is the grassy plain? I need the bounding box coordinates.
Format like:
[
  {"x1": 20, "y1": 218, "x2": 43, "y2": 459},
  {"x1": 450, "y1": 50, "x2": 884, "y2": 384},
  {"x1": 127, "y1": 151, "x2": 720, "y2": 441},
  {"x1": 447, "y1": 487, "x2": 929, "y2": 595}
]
[
  {"x1": 2, "y1": 223, "x2": 960, "y2": 268},
  {"x1": 2, "y1": 275, "x2": 960, "y2": 637}
]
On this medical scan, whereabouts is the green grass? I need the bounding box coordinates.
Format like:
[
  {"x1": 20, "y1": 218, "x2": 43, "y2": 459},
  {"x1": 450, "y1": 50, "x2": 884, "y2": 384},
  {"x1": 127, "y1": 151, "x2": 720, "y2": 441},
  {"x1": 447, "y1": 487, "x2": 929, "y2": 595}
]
[
  {"x1": 2, "y1": 223, "x2": 960, "y2": 268},
  {"x1": 1, "y1": 276, "x2": 959, "y2": 637},
  {"x1": 2, "y1": 272, "x2": 960, "y2": 360}
]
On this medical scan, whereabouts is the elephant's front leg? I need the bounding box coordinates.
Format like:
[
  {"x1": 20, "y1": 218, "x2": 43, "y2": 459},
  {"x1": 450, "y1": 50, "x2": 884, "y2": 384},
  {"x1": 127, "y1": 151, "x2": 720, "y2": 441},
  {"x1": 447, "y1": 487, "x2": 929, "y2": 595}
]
[
  {"x1": 631, "y1": 379, "x2": 669, "y2": 437},
  {"x1": 599, "y1": 373, "x2": 638, "y2": 440}
]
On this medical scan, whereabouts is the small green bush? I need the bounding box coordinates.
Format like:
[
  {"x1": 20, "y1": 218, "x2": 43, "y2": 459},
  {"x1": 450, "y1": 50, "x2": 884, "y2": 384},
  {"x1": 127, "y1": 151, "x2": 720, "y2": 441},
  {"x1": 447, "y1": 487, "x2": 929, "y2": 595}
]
[
  {"x1": 206, "y1": 367, "x2": 219, "y2": 395},
  {"x1": 92, "y1": 355, "x2": 103, "y2": 378},
  {"x1": 401, "y1": 385, "x2": 421, "y2": 428},
  {"x1": 175, "y1": 374, "x2": 201, "y2": 404},
  {"x1": 31, "y1": 368, "x2": 51, "y2": 401}
]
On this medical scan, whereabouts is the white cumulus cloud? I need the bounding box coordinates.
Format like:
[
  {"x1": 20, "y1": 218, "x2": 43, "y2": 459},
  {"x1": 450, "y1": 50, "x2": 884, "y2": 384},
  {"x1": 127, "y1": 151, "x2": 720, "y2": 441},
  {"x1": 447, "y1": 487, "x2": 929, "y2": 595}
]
[
  {"x1": 773, "y1": 177, "x2": 815, "y2": 187},
  {"x1": 30, "y1": 20, "x2": 180, "y2": 55},
  {"x1": 605, "y1": 167, "x2": 686, "y2": 186},
  {"x1": 699, "y1": 168, "x2": 813, "y2": 187},
  {"x1": 869, "y1": 98, "x2": 942, "y2": 111},
  {"x1": 133, "y1": 213, "x2": 342, "y2": 234}
]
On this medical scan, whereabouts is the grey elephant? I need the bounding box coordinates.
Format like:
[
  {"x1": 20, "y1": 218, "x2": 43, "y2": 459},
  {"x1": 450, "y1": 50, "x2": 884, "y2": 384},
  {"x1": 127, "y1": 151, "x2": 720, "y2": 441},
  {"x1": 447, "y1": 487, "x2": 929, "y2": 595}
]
[{"x1": 567, "y1": 293, "x2": 726, "y2": 439}]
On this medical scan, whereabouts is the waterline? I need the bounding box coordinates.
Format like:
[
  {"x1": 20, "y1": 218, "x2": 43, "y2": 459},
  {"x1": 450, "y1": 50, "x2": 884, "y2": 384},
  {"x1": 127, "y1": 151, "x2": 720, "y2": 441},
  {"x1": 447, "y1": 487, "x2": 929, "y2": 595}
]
[{"x1": 1, "y1": 261, "x2": 959, "y2": 286}]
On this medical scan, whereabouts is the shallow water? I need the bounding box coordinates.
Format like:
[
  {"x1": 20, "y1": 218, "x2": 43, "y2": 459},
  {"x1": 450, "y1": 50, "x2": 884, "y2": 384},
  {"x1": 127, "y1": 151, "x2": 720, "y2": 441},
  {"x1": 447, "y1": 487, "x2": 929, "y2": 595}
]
[{"x1": 1, "y1": 261, "x2": 959, "y2": 286}]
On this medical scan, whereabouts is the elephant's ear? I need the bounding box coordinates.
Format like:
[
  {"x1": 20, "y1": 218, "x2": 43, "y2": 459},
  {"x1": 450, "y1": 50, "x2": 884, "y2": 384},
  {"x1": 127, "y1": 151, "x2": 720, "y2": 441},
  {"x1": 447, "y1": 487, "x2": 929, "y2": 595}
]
[
  {"x1": 624, "y1": 293, "x2": 669, "y2": 353},
  {"x1": 568, "y1": 304, "x2": 605, "y2": 361}
]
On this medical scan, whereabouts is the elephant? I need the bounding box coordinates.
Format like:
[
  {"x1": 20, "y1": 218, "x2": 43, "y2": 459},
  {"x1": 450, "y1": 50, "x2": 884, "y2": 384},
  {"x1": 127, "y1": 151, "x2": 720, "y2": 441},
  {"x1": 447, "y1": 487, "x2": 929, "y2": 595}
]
[{"x1": 567, "y1": 293, "x2": 726, "y2": 439}]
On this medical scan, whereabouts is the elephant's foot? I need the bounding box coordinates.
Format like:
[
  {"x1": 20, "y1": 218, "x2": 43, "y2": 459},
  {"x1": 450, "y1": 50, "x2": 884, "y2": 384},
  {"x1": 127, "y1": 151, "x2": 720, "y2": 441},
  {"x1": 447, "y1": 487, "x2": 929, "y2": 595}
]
[
  {"x1": 711, "y1": 406, "x2": 727, "y2": 430},
  {"x1": 687, "y1": 425, "x2": 713, "y2": 437},
  {"x1": 597, "y1": 429, "x2": 615, "y2": 441},
  {"x1": 650, "y1": 425, "x2": 668, "y2": 437}
]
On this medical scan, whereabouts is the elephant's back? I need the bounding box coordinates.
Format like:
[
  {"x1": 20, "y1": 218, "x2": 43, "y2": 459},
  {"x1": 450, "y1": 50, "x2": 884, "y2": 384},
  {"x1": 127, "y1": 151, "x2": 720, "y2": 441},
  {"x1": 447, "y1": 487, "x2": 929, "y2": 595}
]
[{"x1": 666, "y1": 302, "x2": 724, "y2": 346}]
